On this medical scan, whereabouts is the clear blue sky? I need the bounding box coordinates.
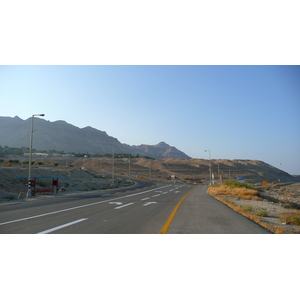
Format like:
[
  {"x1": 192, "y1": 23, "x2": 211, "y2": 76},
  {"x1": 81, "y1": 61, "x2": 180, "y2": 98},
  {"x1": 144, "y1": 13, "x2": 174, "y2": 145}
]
[{"x1": 1, "y1": 65, "x2": 299, "y2": 174}]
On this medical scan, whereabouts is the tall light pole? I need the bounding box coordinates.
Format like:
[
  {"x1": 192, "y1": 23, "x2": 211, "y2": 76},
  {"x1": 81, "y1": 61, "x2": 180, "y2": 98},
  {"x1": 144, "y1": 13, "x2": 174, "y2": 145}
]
[
  {"x1": 204, "y1": 150, "x2": 212, "y2": 185},
  {"x1": 27, "y1": 114, "x2": 45, "y2": 197}
]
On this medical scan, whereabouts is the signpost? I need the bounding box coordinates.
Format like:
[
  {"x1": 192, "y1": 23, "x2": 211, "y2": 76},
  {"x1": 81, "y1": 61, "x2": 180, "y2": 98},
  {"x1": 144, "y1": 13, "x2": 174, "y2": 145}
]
[{"x1": 237, "y1": 176, "x2": 245, "y2": 183}]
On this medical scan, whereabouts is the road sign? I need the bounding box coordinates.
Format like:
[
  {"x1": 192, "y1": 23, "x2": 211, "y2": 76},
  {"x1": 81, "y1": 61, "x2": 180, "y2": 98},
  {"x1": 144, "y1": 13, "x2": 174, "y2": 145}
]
[{"x1": 237, "y1": 176, "x2": 245, "y2": 183}]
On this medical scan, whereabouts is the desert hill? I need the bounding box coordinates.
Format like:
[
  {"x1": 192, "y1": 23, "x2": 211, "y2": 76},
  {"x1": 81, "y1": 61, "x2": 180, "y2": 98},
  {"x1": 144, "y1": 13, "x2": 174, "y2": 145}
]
[
  {"x1": 18, "y1": 155, "x2": 297, "y2": 183},
  {"x1": 0, "y1": 116, "x2": 190, "y2": 159},
  {"x1": 0, "y1": 156, "x2": 298, "y2": 199},
  {"x1": 132, "y1": 142, "x2": 189, "y2": 159}
]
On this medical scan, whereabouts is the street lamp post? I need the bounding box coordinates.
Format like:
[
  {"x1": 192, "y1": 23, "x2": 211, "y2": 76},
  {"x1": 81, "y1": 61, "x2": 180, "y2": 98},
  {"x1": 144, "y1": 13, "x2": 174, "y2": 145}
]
[
  {"x1": 27, "y1": 114, "x2": 45, "y2": 197},
  {"x1": 204, "y1": 150, "x2": 212, "y2": 185}
]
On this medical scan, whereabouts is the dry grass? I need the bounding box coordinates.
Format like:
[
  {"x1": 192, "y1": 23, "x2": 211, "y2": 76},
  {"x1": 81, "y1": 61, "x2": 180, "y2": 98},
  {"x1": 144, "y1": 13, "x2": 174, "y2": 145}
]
[
  {"x1": 241, "y1": 204, "x2": 253, "y2": 211},
  {"x1": 208, "y1": 184, "x2": 260, "y2": 200},
  {"x1": 279, "y1": 210, "x2": 300, "y2": 226},
  {"x1": 257, "y1": 209, "x2": 268, "y2": 217}
]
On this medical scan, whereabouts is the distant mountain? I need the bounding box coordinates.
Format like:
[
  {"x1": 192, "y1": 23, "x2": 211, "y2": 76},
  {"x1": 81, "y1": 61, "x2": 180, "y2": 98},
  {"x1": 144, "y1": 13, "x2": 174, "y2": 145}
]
[
  {"x1": 0, "y1": 116, "x2": 191, "y2": 159},
  {"x1": 132, "y1": 142, "x2": 190, "y2": 159}
]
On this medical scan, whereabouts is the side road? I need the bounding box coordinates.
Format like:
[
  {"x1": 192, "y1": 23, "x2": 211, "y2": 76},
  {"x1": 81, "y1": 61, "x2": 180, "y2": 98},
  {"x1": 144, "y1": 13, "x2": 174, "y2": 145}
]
[{"x1": 166, "y1": 185, "x2": 272, "y2": 234}]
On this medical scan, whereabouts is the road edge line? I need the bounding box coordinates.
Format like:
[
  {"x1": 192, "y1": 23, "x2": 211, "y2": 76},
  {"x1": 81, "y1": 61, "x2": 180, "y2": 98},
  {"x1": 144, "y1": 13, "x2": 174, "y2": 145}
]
[{"x1": 159, "y1": 185, "x2": 197, "y2": 234}]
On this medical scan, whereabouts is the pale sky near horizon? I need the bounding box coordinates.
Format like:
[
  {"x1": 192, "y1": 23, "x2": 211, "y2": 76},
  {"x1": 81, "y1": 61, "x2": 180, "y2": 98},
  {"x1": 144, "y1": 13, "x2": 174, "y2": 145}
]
[{"x1": 1, "y1": 65, "x2": 299, "y2": 174}]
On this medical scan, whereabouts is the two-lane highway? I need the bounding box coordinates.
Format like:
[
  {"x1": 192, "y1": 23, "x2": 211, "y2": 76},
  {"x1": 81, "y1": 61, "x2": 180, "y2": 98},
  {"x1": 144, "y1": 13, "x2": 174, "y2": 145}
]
[{"x1": 0, "y1": 182, "x2": 195, "y2": 234}]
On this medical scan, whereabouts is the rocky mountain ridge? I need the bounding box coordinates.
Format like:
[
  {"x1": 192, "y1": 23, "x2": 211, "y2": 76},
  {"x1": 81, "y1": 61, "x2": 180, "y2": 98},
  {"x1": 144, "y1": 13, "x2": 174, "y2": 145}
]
[{"x1": 0, "y1": 116, "x2": 190, "y2": 159}]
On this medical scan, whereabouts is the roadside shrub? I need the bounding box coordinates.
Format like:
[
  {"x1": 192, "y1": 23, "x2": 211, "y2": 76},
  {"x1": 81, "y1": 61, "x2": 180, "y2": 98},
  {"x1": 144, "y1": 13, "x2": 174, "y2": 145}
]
[
  {"x1": 279, "y1": 211, "x2": 300, "y2": 226},
  {"x1": 8, "y1": 159, "x2": 19, "y2": 164},
  {"x1": 3, "y1": 195, "x2": 15, "y2": 200},
  {"x1": 257, "y1": 209, "x2": 268, "y2": 217},
  {"x1": 224, "y1": 181, "x2": 253, "y2": 189},
  {"x1": 241, "y1": 205, "x2": 253, "y2": 211}
]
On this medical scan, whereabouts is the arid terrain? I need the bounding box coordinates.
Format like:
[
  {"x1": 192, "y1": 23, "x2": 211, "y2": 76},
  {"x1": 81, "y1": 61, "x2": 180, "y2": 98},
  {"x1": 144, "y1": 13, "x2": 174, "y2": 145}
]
[
  {"x1": 1, "y1": 156, "x2": 300, "y2": 234},
  {"x1": 1, "y1": 156, "x2": 299, "y2": 197}
]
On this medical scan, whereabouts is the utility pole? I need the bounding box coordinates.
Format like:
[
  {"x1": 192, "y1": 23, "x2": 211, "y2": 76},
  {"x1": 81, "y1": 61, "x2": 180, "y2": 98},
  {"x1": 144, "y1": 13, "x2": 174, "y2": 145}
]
[
  {"x1": 128, "y1": 154, "x2": 131, "y2": 178},
  {"x1": 204, "y1": 150, "x2": 212, "y2": 185},
  {"x1": 112, "y1": 145, "x2": 120, "y2": 188},
  {"x1": 112, "y1": 146, "x2": 115, "y2": 188}
]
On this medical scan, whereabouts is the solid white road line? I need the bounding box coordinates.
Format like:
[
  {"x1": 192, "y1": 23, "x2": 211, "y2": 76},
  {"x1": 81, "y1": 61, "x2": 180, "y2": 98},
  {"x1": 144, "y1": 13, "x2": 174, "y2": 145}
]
[
  {"x1": 37, "y1": 218, "x2": 87, "y2": 234},
  {"x1": 0, "y1": 184, "x2": 172, "y2": 226}
]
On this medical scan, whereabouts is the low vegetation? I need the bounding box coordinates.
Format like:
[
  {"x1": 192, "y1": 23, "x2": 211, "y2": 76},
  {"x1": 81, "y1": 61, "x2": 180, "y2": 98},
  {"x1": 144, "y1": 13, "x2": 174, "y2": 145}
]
[
  {"x1": 279, "y1": 211, "x2": 300, "y2": 226},
  {"x1": 257, "y1": 209, "x2": 268, "y2": 217},
  {"x1": 241, "y1": 205, "x2": 253, "y2": 211},
  {"x1": 2, "y1": 195, "x2": 16, "y2": 200},
  {"x1": 208, "y1": 181, "x2": 260, "y2": 200}
]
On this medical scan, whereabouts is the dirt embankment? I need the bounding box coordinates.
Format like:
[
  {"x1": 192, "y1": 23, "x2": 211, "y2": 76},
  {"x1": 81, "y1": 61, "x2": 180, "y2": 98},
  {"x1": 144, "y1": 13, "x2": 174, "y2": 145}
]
[{"x1": 0, "y1": 166, "x2": 134, "y2": 201}]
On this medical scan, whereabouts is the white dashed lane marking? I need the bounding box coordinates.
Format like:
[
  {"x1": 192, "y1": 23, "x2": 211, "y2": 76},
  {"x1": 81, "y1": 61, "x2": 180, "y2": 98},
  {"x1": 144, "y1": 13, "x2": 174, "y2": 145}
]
[
  {"x1": 141, "y1": 197, "x2": 150, "y2": 201},
  {"x1": 37, "y1": 218, "x2": 87, "y2": 234},
  {"x1": 114, "y1": 203, "x2": 134, "y2": 209}
]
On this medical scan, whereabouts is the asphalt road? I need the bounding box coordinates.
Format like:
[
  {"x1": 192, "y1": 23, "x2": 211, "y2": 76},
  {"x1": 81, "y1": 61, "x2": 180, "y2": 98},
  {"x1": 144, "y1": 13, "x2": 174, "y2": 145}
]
[
  {"x1": 0, "y1": 181, "x2": 194, "y2": 234},
  {"x1": 167, "y1": 185, "x2": 272, "y2": 234},
  {"x1": 0, "y1": 183, "x2": 272, "y2": 234}
]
